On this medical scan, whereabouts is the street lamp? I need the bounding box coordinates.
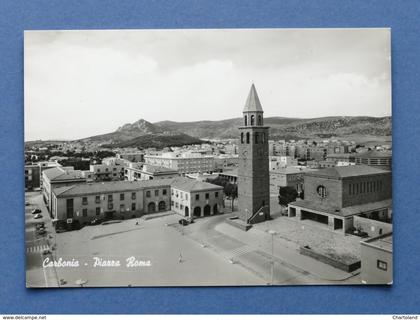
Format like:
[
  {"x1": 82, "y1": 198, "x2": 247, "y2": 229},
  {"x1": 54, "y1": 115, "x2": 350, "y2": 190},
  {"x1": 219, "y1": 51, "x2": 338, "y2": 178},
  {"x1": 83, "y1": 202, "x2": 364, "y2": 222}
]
[{"x1": 268, "y1": 230, "x2": 277, "y2": 285}]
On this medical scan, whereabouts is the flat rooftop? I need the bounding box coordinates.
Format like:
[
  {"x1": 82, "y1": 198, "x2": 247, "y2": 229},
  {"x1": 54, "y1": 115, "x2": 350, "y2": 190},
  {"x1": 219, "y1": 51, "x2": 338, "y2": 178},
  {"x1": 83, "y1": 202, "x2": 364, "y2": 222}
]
[{"x1": 362, "y1": 233, "x2": 393, "y2": 252}]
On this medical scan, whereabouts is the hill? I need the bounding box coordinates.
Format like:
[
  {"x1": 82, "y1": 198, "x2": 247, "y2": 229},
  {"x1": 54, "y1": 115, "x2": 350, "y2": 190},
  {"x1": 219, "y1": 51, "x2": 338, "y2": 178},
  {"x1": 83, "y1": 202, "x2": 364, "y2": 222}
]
[
  {"x1": 101, "y1": 133, "x2": 203, "y2": 149},
  {"x1": 77, "y1": 119, "x2": 203, "y2": 148},
  {"x1": 155, "y1": 116, "x2": 391, "y2": 141}
]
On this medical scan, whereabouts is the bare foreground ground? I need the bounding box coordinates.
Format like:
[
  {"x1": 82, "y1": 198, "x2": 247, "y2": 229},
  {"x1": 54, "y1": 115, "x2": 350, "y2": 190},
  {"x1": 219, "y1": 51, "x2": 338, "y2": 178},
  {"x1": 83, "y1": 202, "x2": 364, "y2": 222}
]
[{"x1": 26, "y1": 191, "x2": 361, "y2": 287}]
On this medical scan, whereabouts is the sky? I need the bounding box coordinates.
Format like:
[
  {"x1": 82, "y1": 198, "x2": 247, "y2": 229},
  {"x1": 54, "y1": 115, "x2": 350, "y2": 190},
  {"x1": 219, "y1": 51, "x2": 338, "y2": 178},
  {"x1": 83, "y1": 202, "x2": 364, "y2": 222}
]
[{"x1": 24, "y1": 28, "x2": 391, "y2": 141}]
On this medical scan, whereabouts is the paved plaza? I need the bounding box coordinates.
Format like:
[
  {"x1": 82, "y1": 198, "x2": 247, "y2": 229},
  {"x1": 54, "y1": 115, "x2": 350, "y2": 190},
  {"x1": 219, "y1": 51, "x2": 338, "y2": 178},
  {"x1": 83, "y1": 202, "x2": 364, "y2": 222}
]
[{"x1": 25, "y1": 191, "x2": 360, "y2": 287}]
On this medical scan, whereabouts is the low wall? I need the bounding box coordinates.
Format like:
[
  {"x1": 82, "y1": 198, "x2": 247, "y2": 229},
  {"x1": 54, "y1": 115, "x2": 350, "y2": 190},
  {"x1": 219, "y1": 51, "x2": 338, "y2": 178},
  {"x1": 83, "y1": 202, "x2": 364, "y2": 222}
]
[
  {"x1": 300, "y1": 246, "x2": 361, "y2": 272},
  {"x1": 353, "y1": 216, "x2": 392, "y2": 238},
  {"x1": 226, "y1": 217, "x2": 252, "y2": 231}
]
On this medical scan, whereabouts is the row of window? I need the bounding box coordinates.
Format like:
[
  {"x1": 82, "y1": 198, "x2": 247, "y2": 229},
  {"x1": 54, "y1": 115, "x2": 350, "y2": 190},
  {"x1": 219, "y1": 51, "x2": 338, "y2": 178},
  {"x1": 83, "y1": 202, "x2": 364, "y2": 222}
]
[
  {"x1": 146, "y1": 189, "x2": 167, "y2": 197},
  {"x1": 80, "y1": 203, "x2": 137, "y2": 217},
  {"x1": 96, "y1": 167, "x2": 119, "y2": 173},
  {"x1": 171, "y1": 201, "x2": 185, "y2": 210},
  {"x1": 244, "y1": 114, "x2": 263, "y2": 126},
  {"x1": 172, "y1": 190, "x2": 219, "y2": 201},
  {"x1": 68, "y1": 189, "x2": 219, "y2": 217},
  {"x1": 82, "y1": 192, "x2": 137, "y2": 205},
  {"x1": 172, "y1": 189, "x2": 189, "y2": 200},
  {"x1": 240, "y1": 132, "x2": 266, "y2": 144},
  {"x1": 348, "y1": 180, "x2": 383, "y2": 196}
]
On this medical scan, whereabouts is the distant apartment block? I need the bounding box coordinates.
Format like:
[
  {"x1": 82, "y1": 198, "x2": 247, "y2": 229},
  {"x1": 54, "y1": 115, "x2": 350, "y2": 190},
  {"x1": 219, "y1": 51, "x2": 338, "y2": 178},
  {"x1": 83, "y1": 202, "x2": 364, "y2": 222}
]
[
  {"x1": 269, "y1": 156, "x2": 298, "y2": 170},
  {"x1": 125, "y1": 163, "x2": 179, "y2": 181},
  {"x1": 25, "y1": 165, "x2": 41, "y2": 190},
  {"x1": 355, "y1": 150, "x2": 392, "y2": 170},
  {"x1": 117, "y1": 152, "x2": 145, "y2": 163},
  {"x1": 214, "y1": 154, "x2": 239, "y2": 171},
  {"x1": 326, "y1": 153, "x2": 356, "y2": 166},
  {"x1": 144, "y1": 152, "x2": 215, "y2": 174}
]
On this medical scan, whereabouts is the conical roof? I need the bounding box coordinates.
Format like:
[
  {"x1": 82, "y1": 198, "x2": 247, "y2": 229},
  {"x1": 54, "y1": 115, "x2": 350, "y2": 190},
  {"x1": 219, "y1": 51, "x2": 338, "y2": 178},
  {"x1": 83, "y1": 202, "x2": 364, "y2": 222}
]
[{"x1": 243, "y1": 84, "x2": 263, "y2": 112}]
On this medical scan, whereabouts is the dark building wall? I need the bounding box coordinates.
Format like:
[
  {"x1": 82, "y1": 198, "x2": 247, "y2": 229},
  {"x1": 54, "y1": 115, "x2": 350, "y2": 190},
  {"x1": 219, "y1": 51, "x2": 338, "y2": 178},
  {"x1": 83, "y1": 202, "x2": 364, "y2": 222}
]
[
  {"x1": 303, "y1": 171, "x2": 391, "y2": 210},
  {"x1": 25, "y1": 165, "x2": 41, "y2": 189},
  {"x1": 342, "y1": 173, "x2": 392, "y2": 208},
  {"x1": 303, "y1": 175, "x2": 343, "y2": 210},
  {"x1": 238, "y1": 126, "x2": 270, "y2": 222}
]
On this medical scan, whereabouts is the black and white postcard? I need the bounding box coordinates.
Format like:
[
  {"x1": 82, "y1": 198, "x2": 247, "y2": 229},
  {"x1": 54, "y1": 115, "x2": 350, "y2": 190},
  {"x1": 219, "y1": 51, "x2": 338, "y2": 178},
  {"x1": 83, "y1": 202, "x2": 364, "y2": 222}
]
[{"x1": 24, "y1": 28, "x2": 392, "y2": 287}]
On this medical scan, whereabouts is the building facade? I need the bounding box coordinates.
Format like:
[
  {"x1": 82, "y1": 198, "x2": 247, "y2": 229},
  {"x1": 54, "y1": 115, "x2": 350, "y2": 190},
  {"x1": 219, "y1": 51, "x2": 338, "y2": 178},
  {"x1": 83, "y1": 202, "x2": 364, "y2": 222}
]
[
  {"x1": 25, "y1": 164, "x2": 41, "y2": 190},
  {"x1": 355, "y1": 150, "x2": 392, "y2": 170},
  {"x1": 145, "y1": 152, "x2": 215, "y2": 174},
  {"x1": 51, "y1": 177, "x2": 224, "y2": 230},
  {"x1": 42, "y1": 166, "x2": 87, "y2": 213},
  {"x1": 238, "y1": 84, "x2": 270, "y2": 224},
  {"x1": 218, "y1": 169, "x2": 238, "y2": 184},
  {"x1": 170, "y1": 179, "x2": 224, "y2": 219},
  {"x1": 139, "y1": 164, "x2": 179, "y2": 180},
  {"x1": 124, "y1": 163, "x2": 179, "y2": 181},
  {"x1": 269, "y1": 156, "x2": 298, "y2": 170},
  {"x1": 269, "y1": 167, "x2": 317, "y2": 195},
  {"x1": 361, "y1": 233, "x2": 393, "y2": 284},
  {"x1": 288, "y1": 165, "x2": 392, "y2": 234},
  {"x1": 52, "y1": 179, "x2": 173, "y2": 228},
  {"x1": 117, "y1": 152, "x2": 145, "y2": 163}
]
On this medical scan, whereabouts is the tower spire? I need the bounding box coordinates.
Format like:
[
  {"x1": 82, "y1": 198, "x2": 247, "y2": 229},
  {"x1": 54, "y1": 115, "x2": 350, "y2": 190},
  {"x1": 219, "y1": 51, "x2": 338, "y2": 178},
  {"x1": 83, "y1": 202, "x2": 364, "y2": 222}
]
[{"x1": 243, "y1": 84, "x2": 263, "y2": 112}]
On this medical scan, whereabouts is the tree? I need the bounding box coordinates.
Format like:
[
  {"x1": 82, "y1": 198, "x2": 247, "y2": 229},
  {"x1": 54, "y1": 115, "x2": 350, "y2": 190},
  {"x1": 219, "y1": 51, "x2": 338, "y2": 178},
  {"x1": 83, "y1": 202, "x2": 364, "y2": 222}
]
[
  {"x1": 206, "y1": 176, "x2": 237, "y2": 211},
  {"x1": 278, "y1": 186, "x2": 298, "y2": 208},
  {"x1": 206, "y1": 176, "x2": 228, "y2": 188},
  {"x1": 224, "y1": 183, "x2": 238, "y2": 211}
]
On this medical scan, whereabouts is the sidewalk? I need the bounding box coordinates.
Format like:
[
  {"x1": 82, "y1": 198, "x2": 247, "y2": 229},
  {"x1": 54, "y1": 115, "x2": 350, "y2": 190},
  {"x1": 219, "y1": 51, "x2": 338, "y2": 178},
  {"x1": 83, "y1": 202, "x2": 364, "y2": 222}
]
[{"x1": 215, "y1": 222, "x2": 357, "y2": 281}]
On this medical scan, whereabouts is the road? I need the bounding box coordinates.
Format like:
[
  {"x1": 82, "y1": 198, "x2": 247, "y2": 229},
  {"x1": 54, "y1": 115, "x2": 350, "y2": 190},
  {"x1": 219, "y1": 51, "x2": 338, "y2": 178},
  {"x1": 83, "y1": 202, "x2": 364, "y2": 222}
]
[{"x1": 25, "y1": 190, "x2": 60, "y2": 287}]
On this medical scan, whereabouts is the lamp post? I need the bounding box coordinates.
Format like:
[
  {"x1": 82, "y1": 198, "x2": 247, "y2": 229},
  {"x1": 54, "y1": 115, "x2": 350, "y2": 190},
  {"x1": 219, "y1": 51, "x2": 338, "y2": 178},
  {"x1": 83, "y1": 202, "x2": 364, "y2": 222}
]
[{"x1": 268, "y1": 230, "x2": 277, "y2": 285}]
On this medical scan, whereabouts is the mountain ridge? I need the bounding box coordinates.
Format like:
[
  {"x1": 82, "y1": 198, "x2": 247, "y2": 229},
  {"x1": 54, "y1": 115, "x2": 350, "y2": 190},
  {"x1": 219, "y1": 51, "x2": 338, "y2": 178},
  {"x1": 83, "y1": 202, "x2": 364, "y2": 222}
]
[
  {"x1": 25, "y1": 115, "x2": 392, "y2": 147},
  {"x1": 154, "y1": 116, "x2": 391, "y2": 140}
]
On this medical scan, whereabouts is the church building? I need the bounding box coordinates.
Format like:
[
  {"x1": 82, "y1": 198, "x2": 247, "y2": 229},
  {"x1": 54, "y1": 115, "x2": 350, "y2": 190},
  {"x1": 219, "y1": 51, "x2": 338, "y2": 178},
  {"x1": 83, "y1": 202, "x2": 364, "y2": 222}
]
[{"x1": 237, "y1": 84, "x2": 271, "y2": 224}]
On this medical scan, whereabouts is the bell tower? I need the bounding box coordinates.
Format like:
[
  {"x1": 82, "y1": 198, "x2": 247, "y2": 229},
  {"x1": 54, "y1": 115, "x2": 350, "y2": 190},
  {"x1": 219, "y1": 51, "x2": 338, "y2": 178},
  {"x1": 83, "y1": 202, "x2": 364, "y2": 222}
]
[{"x1": 238, "y1": 84, "x2": 270, "y2": 224}]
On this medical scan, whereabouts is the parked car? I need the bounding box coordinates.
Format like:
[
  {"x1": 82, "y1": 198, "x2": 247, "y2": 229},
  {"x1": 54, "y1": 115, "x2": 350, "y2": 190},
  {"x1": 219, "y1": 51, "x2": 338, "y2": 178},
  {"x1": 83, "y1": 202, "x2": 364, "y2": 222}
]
[
  {"x1": 42, "y1": 249, "x2": 51, "y2": 256},
  {"x1": 90, "y1": 218, "x2": 103, "y2": 225},
  {"x1": 31, "y1": 208, "x2": 41, "y2": 214},
  {"x1": 25, "y1": 201, "x2": 30, "y2": 206},
  {"x1": 56, "y1": 228, "x2": 66, "y2": 233},
  {"x1": 178, "y1": 219, "x2": 189, "y2": 226},
  {"x1": 37, "y1": 229, "x2": 46, "y2": 235},
  {"x1": 36, "y1": 222, "x2": 45, "y2": 229},
  {"x1": 34, "y1": 214, "x2": 43, "y2": 219}
]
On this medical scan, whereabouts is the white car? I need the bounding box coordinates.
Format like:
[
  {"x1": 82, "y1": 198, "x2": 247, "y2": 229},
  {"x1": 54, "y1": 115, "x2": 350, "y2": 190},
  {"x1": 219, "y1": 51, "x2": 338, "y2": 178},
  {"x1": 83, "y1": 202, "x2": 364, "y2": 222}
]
[{"x1": 34, "y1": 214, "x2": 43, "y2": 219}]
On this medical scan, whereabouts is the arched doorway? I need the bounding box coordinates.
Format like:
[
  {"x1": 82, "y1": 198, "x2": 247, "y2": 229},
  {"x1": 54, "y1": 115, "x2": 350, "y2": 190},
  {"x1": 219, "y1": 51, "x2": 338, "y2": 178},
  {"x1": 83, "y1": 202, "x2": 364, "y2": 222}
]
[
  {"x1": 204, "y1": 205, "x2": 211, "y2": 216},
  {"x1": 193, "y1": 206, "x2": 201, "y2": 217},
  {"x1": 213, "y1": 204, "x2": 218, "y2": 214},
  {"x1": 184, "y1": 206, "x2": 189, "y2": 217},
  {"x1": 158, "y1": 201, "x2": 166, "y2": 211},
  {"x1": 147, "y1": 202, "x2": 156, "y2": 213}
]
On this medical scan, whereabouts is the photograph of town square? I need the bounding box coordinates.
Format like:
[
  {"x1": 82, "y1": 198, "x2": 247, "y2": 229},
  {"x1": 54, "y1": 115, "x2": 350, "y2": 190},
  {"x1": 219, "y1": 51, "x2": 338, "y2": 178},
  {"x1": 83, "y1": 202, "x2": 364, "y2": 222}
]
[{"x1": 24, "y1": 28, "x2": 392, "y2": 287}]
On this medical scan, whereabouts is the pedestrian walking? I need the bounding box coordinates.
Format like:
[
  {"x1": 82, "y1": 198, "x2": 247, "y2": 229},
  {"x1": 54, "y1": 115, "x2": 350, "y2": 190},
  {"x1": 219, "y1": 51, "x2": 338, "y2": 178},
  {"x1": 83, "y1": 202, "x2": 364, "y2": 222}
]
[{"x1": 179, "y1": 253, "x2": 183, "y2": 263}]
